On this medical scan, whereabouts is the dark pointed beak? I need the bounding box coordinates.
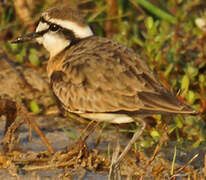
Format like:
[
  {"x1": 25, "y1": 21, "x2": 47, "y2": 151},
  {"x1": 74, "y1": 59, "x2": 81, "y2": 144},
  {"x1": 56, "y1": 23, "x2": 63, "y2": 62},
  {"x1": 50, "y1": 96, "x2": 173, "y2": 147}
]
[{"x1": 10, "y1": 29, "x2": 48, "y2": 43}]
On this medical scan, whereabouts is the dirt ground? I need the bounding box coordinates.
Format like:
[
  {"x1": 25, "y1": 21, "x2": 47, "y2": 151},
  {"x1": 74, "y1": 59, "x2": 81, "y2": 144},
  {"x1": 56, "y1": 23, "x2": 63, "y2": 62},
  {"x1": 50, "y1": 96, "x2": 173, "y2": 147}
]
[{"x1": 0, "y1": 54, "x2": 205, "y2": 179}]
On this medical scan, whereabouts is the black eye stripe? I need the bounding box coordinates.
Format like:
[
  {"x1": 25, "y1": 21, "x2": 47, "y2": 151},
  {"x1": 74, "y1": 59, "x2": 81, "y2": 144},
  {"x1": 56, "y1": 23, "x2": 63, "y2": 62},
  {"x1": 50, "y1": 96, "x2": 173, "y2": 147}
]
[
  {"x1": 61, "y1": 29, "x2": 75, "y2": 38},
  {"x1": 38, "y1": 17, "x2": 80, "y2": 44}
]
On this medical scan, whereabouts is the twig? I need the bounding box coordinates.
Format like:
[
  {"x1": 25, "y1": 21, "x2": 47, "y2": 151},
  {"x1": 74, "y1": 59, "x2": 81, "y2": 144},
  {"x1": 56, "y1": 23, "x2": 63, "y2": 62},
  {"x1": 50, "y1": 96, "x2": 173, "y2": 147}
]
[
  {"x1": 78, "y1": 120, "x2": 96, "y2": 140},
  {"x1": 16, "y1": 99, "x2": 54, "y2": 154},
  {"x1": 23, "y1": 160, "x2": 75, "y2": 171},
  {"x1": 78, "y1": 120, "x2": 100, "y2": 141},
  {"x1": 175, "y1": 153, "x2": 199, "y2": 174},
  {"x1": 144, "y1": 125, "x2": 169, "y2": 169},
  {"x1": 28, "y1": 116, "x2": 54, "y2": 154},
  {"x1": 171, "y1": 146, "x2": 177, "y2": 175}
]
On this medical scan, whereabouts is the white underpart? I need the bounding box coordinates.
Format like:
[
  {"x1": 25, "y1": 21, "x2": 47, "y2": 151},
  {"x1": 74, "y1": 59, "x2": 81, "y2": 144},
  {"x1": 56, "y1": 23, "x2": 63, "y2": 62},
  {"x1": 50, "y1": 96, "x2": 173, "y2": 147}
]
[
  {"x1": 42, "y1": 32, "x2": 70, "y2": 57},
  {"x1": 79, "y1": 113, "x2": 134, "y2": 124},
  {"x1": 35, "y1": 21, "x2": 71, "y2": 57},
  {"x1": 45, "y1": 18, "x2": 94, "y2": 38}
]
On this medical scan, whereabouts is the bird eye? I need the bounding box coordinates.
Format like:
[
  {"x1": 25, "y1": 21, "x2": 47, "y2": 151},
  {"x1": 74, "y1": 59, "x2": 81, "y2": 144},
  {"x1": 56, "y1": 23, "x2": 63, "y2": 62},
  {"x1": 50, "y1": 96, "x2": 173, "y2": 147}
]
[{"x1": 49, "y1": 24, "x2": 59, "y2": 31}]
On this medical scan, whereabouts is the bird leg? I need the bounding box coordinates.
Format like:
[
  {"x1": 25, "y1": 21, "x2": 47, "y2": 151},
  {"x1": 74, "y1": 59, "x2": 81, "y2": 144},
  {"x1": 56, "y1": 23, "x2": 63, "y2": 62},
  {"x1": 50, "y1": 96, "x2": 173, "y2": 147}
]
[{"x1": 108, "y1": 117, "x2": 146, "y2": 180}]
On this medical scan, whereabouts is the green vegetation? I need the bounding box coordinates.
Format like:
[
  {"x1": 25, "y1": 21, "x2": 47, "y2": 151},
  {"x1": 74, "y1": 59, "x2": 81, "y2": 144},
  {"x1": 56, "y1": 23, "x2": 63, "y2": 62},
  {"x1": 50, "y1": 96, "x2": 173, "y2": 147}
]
[{"x1": 1, "y1": 0, "x2": 206, "y2": 152}]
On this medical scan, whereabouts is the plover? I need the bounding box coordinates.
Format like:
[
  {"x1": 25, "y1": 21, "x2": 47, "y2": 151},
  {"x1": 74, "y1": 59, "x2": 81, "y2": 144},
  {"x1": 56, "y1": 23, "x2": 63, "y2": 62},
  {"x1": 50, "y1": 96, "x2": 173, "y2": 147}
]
[{"x1": 11, "y1": 6, "x2": 197, "y2": 179}]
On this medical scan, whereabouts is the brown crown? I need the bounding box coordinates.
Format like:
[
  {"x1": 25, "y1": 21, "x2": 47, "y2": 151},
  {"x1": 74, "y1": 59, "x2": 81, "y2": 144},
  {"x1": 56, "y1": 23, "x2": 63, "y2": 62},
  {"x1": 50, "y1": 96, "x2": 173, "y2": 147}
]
[{"x1": 42, "y1": 6, "x2": 87, "y2": 27}]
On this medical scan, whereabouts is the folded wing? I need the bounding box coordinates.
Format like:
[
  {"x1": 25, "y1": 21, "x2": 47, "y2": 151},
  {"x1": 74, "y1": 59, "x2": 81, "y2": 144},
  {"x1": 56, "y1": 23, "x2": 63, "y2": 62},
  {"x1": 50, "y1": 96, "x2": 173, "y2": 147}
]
[{"x1": 50, "y1": 36, "x2": 196, "y2": 114}]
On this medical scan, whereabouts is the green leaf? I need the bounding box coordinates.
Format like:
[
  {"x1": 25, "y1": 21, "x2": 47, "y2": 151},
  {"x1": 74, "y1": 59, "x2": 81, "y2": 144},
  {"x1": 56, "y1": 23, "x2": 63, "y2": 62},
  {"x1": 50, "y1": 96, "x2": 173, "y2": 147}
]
[
  {"x1": 187, "y1": 65, "x2": 198, "y2": 78},
  {"x1": 174, "y1": 116, "x2": 183, "y2": 128},
  {"x1": 150, "y1": 129, "x2": 160, "y2": 141},
  {"x1": 29, "y1": 100, "x2": 41, "y2": 114},
  {"x1": 199, "y1": 74, "x2": 205, "y2": 89},
  {"x1": 181, "y1": 74, "x2": 190, "y2": 95},
  {"x1": 186, "y1": 91, "x2": 196, "y2": 104},
  {"x1": 192, "y1": 140, "x2": 200, "y2": 148},
  {"x1": 140, "y1": 139, "x2": 153, "y2": 148},
  {"x1": 135, "y1": 0, "x2": 177, "y2": 24},
  {"x1": 145, "y1": 16, "x2": 154, "y2": 30},
  {"x1": 15, "y1": 48, "x2": 26, "y2": 63},
  {"x1": 168, "y1": 124, "x2": 177, "y2": 134},
  {"x1": 164, "y1": 63, "x2": 174, "y2": 77},
  {"x1": 29, "y1": 48, "x2": 41, "y2": 66}
]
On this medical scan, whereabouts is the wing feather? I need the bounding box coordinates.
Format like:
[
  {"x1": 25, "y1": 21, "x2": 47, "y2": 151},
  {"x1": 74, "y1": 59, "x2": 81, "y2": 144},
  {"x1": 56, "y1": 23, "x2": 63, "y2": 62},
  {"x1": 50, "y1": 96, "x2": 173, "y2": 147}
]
[{"x1": 50, "y1": 36, "x2": 195, "y2": 114}]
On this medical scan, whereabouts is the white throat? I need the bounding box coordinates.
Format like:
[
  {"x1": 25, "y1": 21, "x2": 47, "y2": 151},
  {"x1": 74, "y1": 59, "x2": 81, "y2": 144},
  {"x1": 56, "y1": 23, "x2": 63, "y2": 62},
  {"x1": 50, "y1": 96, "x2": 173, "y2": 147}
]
[
  {"x1": 35, "y1": 19, "x2": 93, "y2": 57},
  {"x1": 40, "y1": 31, "x2": 70, "y2": 57}
]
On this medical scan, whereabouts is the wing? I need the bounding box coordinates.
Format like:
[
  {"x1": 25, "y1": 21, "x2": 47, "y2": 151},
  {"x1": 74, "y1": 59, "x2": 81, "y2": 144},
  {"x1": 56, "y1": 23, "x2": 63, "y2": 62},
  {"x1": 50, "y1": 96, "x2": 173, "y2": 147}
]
[{"x1": 50, "y1": 36, "x2": 195, "y2": 114}]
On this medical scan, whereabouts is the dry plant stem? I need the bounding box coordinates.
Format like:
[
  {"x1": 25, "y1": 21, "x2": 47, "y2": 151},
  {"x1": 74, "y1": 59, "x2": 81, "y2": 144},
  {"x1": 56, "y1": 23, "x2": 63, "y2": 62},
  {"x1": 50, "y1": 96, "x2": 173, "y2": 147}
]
[
  {"x1": 17, "y1": 100, "x2": 54, "y2": 154},
  {"x1": 2, "y1": 142, "x2": 108, "y2": 175},
  {"x1": 146, "y1": 144, "x2": 161, "y2": 166},
  {"x1": 28, "y1": 117, "x2": 54, "y2": 154},
  {"x1": 175, "y1": 153, "x2": 199, "y2": 174},
  {"x1": 28, "y1": 121, "x2": 32, "y2": 141},
  {"x1": 105, "y1": 0, "x2": 118, "y2": 37},
  {"x1": 23, "y1": 160, "x2": 75, "y2": 171},
  {"x1": 1, "y1": 53, "x2": 53, "y2": 153},
  {"x1": 3, "y1": 117, "x2": 24, "y2": 152},
  {"x1": 78, "y1": 120, "x2": 100, "y2": 142},
  {"x1": 78, "y1": 120, "x2": 95, "y2": 140},
  {"x1": 144, "y1": 126, "x2": 168, "y2": 169}
]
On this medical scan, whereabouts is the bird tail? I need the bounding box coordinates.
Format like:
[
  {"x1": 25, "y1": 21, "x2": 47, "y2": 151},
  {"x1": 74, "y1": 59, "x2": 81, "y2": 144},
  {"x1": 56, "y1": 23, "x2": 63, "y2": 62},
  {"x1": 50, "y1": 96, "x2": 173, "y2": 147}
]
[{"x1": 138, "y1": 91, "x2": 198, "y2": 115}]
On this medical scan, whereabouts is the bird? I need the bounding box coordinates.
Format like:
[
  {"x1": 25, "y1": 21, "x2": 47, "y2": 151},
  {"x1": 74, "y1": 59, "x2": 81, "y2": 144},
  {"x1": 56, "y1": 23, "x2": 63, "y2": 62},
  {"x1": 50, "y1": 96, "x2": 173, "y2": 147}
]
[{"x1": 11, "y1": 6, "x2": 197, "y2": 179}]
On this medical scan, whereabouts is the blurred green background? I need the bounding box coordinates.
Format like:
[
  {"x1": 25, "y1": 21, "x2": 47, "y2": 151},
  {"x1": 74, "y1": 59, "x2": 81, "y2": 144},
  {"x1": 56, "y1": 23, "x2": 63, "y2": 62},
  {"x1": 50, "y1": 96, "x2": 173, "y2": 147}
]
[{"x1": 0, "y1": 0, "x2": 206, "y2": 150}]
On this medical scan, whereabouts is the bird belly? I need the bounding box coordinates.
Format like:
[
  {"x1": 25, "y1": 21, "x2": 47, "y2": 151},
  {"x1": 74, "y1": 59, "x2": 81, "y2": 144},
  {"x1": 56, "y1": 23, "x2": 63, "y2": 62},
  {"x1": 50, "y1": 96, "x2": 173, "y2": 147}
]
[{"x1": 79, "y1": 113, "x2": 134, "y2": 124}]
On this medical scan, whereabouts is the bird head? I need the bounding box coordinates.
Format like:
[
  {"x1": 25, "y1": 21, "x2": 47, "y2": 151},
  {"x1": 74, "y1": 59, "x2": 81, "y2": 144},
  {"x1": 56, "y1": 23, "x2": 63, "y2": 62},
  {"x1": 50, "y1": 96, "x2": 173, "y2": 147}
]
[{"x1": 11, "y1": 6, "x2": 93, "y2": 57}]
